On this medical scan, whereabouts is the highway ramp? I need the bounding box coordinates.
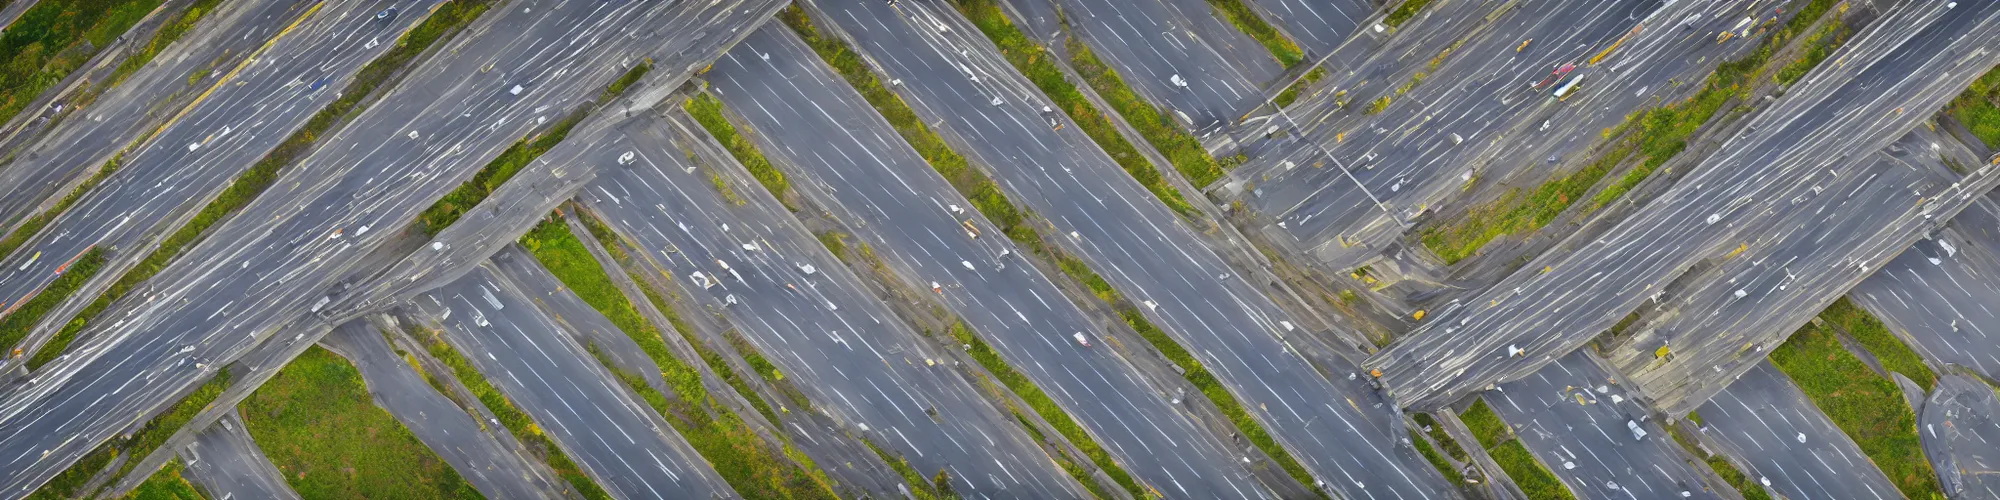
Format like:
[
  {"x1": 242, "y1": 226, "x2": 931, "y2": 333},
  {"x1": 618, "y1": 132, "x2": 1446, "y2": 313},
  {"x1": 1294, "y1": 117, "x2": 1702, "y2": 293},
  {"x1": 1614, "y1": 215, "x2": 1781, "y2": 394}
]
[{"x1": 178, "y1": 413, "x2": 302, "y2": 500}]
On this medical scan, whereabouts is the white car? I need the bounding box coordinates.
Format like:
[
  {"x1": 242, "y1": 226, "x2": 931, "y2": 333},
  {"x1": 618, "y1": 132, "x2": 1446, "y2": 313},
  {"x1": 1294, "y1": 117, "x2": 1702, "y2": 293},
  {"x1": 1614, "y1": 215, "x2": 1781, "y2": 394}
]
[
  {"x1": 1626, "y1": 420, "x2": 1648, "y2": 441},
  {"x1": 1072, "y1": 332, "x2": 1091, "y2": 347}
]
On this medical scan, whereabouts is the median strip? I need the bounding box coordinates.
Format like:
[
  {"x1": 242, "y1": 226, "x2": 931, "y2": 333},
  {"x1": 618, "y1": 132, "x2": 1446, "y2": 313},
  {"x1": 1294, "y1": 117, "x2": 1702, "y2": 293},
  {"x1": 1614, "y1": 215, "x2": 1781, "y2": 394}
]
[
  {"x1": 1459, "y1": 399, "x2": 1576, "y2": 500},
  {"x1": 1770, "y1": 312, "x2": 1941, "y2": 498},
  {"x1": 416, "y1": 325, "x2": 614, "y2": 500},
  {"x1": 782, "y1": 7, "x2": 1319, "y2": 494},
  {"x1": 1663, "y1": 413, "x2": 1773, "y2": 500},
  {"x1": 1201, "y1": 0, "x2": 1301, "y2": 68},
  {"x1": 519, "y1": 214, "x2": 837, "y2": 499},
  {"x1": 0, "y1": 247, "x2": 103, "y2": 363},
  {"x1": 33, "y1": 368, "x2": 231, "y2": 499}
]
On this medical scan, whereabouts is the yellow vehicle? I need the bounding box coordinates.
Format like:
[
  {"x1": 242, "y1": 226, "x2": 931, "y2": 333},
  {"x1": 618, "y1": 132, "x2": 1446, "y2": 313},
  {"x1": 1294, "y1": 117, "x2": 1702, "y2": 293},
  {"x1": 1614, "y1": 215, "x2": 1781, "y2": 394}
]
[
  {"x1": 961, "y1": 219, "x2": 980, "y2": 239},
  {"x1": 1411, "y1": 309, "x2": 1427, "y2": 321},
  {"x1": 1517, "y1": 39, "x2": 1533, "y2": 52}
]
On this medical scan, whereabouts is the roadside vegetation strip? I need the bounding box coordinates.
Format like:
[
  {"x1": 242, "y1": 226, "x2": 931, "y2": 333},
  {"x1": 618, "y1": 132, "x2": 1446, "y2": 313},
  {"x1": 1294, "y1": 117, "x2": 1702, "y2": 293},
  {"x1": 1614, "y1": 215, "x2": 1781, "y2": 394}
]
[
  {"x1": 1407, "y1": 413, "x2": 1469, "y2": 485},
  {"x1": 417, "y1": 326, "x2": 612, "y2": 500},
  {"x1": 30, "y1": 368, "x2": 230, "y2": 500},
  {"x1": 0, "y1": 153, "x2": 121, "y2": 263},
  {"x1": 946, "y1": 0, "x2": 1203, "y2": 215},
  {"x1": 0, "y1": 247, "x2": 103, "y2": 358},
  {"x1": 784, "y1": 6, "x2": 1318, "y2": 493},
  {"x1": 33, "y1": 0, "x2": 495, "y2": 370},
  {"x1": 1060, "y1": 33, "x2": 1239, "y2": 189},
  {"x1": 242, "y1": 346, "x2": 482, "y2": 499},
  {"x1": 125, "y1": 459, "x2": 201, "y2": 500},
  {"x1": 1271, "y1": 66, "x2": 1327, "y2": 109},
  {"x1": 416, "y1": 61, "x2": 650, "y2": 235},
  {"x1": 947, "y1": 321, "x2": 1147, "y2": 498},
  {"x1": 1407, "y1": 429, "x2": 1464, "y2": 485},
  {"x1": 1664, "y1": 414, "x2": 1772, "y2": 500},
  {"x1": 519, "y1": 216, "x2": 837, "y2": 500},
  {"x1": 1202, "y1": 0, "x2": 1301, "y2": 67},
  {"x1": 1821, "y1": 297, "x2": 1934, "y2": 391},
  {"x1": 1488, "y1": 441, "x2": 1574, "y2": 500},
  {"x1": 1951, "y1": 66, "x2": 2000, "y2": 149},
  {"x1": 99, "y1": 0, "x2": 225, "y2": 94},
  {"x1": 1769, "y1": 321, "x2": 1942, "y2": 499},
  {"x1": 0, "y1": 0, "x2": 164, "y2": 128},
  {"x1": 861, "y1": 439, "x2": 950, "y2": 500},
  {"x1": 1459, "y1": 398, "x2": 1508, "y2": 449},
  {"x1": 684, "y1": 92, "x2": 795, "y2": 209},
  {"x1": 1419, "y1": 0, "x2": 1842, "y2": 264},
  {"x1": 1383, "y1": 0, "x2": 1434, "y2": 29}
]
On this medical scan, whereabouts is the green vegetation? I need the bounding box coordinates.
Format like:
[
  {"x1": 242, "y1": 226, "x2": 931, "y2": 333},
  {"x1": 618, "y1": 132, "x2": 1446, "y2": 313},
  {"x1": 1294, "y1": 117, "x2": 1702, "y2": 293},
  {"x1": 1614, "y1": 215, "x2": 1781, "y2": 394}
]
[
  {"x1": 1420, "y1": 0, "x2": 1843, "y2": 264},
  {"x1": 0, "y1": 247, "x2": 103, "y2": 361},
  {"x1": 1664, "y1": 416, "x2": 1771, "y2": 500},
  {"x1": 0, "y1": 152, "x2": 121, "y2": 263},
  {"x1": 1774, "y1": 12, "x2": 1849, "y2": 86},
  {"x1": 420, "y1": 60, "x2": 649, "y2": 233},
  {"x1": 1201, "y1": 0, "x2": 1300, "y2": 67},
  {"x1": 32, "y1": 370, "x2": 230, "y2": 500},
  {"x1": 947, "y1": 322, "x2": 1146, "y2": 498},
  {"x1": 416, "y1": 326, "x2": 612, "y2": 499},
  {"x1": 1460, "y1": 399, "x2": 1508, "y2": 449},
  {"x1": 102, "y1": 0, "x2": 224, "y2": 92},
  {"x1": 519, "y1": 216, "x2": 836, "y2": 499},
  {"x1": 1408, "y1": 429, "x2": 1464, "y2": 485},
  {"x1": 1821, "y1": 297, "x2": 1934, "y2": 391},
  {"x1": 40, "y1": 0, "x2": 497, "y2": 368},
  {"x1": 784, "y1": 7, "x2": 1316, "y2": 492},
  {"x1": 0, "y1": 0, "x2": 163, "y2": 128},
  {"x1": 242, "y1": 346, "x2": 480, "y2": 498},
  {"x1": 862, "y1": 439, "x2": 950, "y2": 500},
  {"x1": 946, "y1": 0, "x2": 1203, "y2": 215},
  {"x1": 123, "y1": 460, "x2": 202, "y2": 500},
  {"x1": 1950, "y1": 66, "x2": 2000, "y2": 150},
  {"x1": 1272, "y1": 66, "x2": 1326, "y2": 108},
  {"x1": 1769, "y1": 321, "x2": 1942, "y2": 499},
  {"x1": 1489, "y1": 440, "x2": 1574, "y2": 500},
  {"x1": 683, "y1": 92, "x2": 794, "y2": 209},
  {"x1": 1384, "y1": 0, "x2": 1435, "y2": 28}
]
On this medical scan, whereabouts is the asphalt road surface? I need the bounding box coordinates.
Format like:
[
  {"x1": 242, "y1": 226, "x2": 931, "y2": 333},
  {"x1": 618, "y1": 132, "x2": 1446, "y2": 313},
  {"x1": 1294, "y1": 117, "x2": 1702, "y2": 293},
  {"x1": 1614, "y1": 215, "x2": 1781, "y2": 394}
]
[
  {"x1": 814, "y1": 0, "x2": 1453, "y2": 496},
  {"x1": 1851, "y1": 200, "x2": 2000, "y2": 382},
  {"x1": 1367, "y1": 0, "x2": 2000, "y2": 410},
  {"x1": 1696, "y1": 361, "x2": 1902, "y2": 500},
  {"x1": 0, "y1": 0, "x2": 314, "y2": 239},
  {"x1": 0, "y1": 0, "x2": 439, "y2": 373},
  {"x1": 413, "y1": 263, "x2": 732, "y2": 499},
  {"x1": 1056, "y1": 0, "x2": 1278, "y2": 131},
  {"x1": 1600, "y1": 129, "x2": 2000, "y2": 414},
  {"x1": 1233, "y1": 0, "x2": 1777, "y2": 267},
  {"x1": 317, "y1": 318, "x2": 571, "y2": 499},
  {"x1": 705, "y1": 23, "x2": 1273, "y2": 498},
  {"x1": 1241, "y1": 0, "x2": 1367, "y2": 58},
  {"x1": 1917, "y1": 371, "x2": 2000, "y2": 499},
  {"x1": 580, "y1": 110, "x2": 1089, "y2": 498},
  {"x1": 1482, "y1": 350, "x2": 1724, "y2": 499},
  {"x1": 178, "y1": 412, "x2": 302, "y2": 500},
  {"x1": 0, "y1": 0, "x2": 782, "y2": 493}
]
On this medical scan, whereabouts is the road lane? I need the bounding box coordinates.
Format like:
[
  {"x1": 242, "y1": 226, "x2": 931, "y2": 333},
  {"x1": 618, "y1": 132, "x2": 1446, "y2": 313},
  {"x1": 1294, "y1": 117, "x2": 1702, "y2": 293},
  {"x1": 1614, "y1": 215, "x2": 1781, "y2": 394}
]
[
  {"x1": 1696, "y1": 361, "x2": 1901, "y2": 500},
  {"x1": 1483, "y1": 351, "x2": 1725, "y2": 499},
  {"x1": 178, "y1": 413, "x2": 302, "y2": 500}
]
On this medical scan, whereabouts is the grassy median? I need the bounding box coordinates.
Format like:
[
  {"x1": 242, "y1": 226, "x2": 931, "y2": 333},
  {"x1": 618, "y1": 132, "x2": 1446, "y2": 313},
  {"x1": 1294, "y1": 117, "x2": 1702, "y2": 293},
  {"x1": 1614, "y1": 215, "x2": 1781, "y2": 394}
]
[
  {"x1": 684, "y1": 93, "x2": 795, "y2": 210},
  {"x1": 0, "y1": 247, "x2": 103, "y2": 362},
  {"x1": 1420, "y1": 0, "x2": 1842, "y2": 264},
  {"x1": 99, "y1": 0, "x2": 225, "y2": 94},
  {"x1": 948, "y1": 321, "x2": 1147, "y2": 498},
  {"x1": 1952, "y1": 67, "x2": 2000, "y2": 149},
  {"x1": 1458, "y1": 399, "x2": 1575, "y2": 500},
  {"x1": 125, "y1": 459, "x2": 202, "y2": 500},
  {"x1": 1665, "y1": 413, "x2": 1772, "y2": 500},
  {"x1": 32, "y1": 369, "x2": 230, "y2": 499},
  {"x1": 1769, "y1": 320, "x2": 1941, "y2": 499},
  {"x1": 519, "y1": 215, "x2": 838, "y2": 499},
  {"x1": 1202, "y1": 0, "x2": 1301, "y2": 67},
  {"x1": 242, "y1": 346, "x2": 480, "y2": 498},
  {"x1": 1384, "y1": 0, "x2": 1435, "y2": 29},
  {"x1": 416, "y1": 326, "x2": 612, "y2": 499},
  {"x1": 1821, "y1": 297, "x2": 1934, "y2": 391}
]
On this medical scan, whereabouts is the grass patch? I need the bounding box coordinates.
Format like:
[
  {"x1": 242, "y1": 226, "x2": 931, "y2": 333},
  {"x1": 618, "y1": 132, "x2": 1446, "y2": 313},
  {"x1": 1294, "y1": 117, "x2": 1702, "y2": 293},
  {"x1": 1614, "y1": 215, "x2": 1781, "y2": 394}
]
[
  {"x1": 787, "y1": 7, "x2": 1315, "y2": 492},
  {"x1": 1409, "y1": 429, "x2": 1464, "y2": 485},
  {"x1": 36, "y1": 0, "x2": 496, "y2": 369},
  {"x1": 1488, "y1": 440, "x2": 1573, "y2": 500},
  {"x1": 0, "y1": 247, "x2": 103, "y2": 361},
  {"x1": 683, "y1": 92, "x2": 794, "y2": 210},
  {"x1": 419, "y1": 61, "x2": 648, "y2": 234},
  {"x1": 1272, "y1": 66, "x2": 1326, "y2": 108},
  {"x1": 946, "y1": 0, "x2": 1203, "y2": 214},
  {"x1": 0, "y1": 151, "x2": 122, "y2": 264},
  {"x1": 1663, "y1": 417, "x2": 1770, "y2": 500},
  {"x1": 1383, "y1": 0, "x2": 1434, "y2": 29},
  {"x1": 1949, "y1": 66, "x2": 2000, "y2": 150},
  {"x1": 1769, "y1": 321, "x2": 1942, "y2": 499},
  {"x1": 32, "y1": 369, "x2": 230, "y2": 500},
  {"x1": 1459, "y1": 399, "x2": 1508, "y2": 449},
  {"x1": 0, "y1": 0, "x2": 163, "y2": 128},
  {"x1": 1419, "y1": 0, "x2": 1842, "y2": 264},
  {"x1": 416, "y1": 326, "x2": 613, "y2": 499},
  {"x1": 519, "y1": 216, "x2": 836, "y2": 499},
  {"x1": 1821, "y1": 297, "x2": 1934, "y2": 391},
  {"x1": 100, "y1": 0, "x2": 223, "y2": 92},
  {"x1": 1774, "y1": 12, "x2": 1849, "y2": 86},
  {"x1": 947, "y1": 321, "x2": 1146, "y2": 498},
  {"x1": 123, "y1": 459, "x2": 201, "y2": 500},
  {"x1": 1201, "y1": 0, "x2": 1301, "y2": 67},
  {"x1": 242, "y1": 346, "x2": 480, "y2": 498},
  {"x1": 861, "y1": 439, "x2": 949, "y2": 500}
]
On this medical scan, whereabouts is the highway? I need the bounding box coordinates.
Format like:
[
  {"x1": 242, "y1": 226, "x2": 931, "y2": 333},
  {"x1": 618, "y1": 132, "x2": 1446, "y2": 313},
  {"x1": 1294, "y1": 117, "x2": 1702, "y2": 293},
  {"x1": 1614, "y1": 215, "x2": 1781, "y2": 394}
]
[
  {"x1": 580, "y1": 109, "x2": 1089, "y2": 498},
  {"x1": 1231, "y1": 0, "x2": 1775, "y2": 267},
  {"x1": 705, "y1": 23, "x2": 1275, "y2": 498},
  {"x1": 412, "y1": 263, "x2": 733, "y2": 499},
  {"x1": 317, "y1": 318, "x2": 571, "y2": 499},
  {"x1": 1598, "y1": 129, "x2": 2000, "y2": 414},
  {"x1": 1241, "y1": 0, "x2": 1366, "y2": 58},
  {"x1": 178, "y1": 413, "x2": 303, "y2": 500},
  {"x1": 1850, "y1": 200, "x2": 2000, "y2": 382},
  {"x1": 1367, "y1": 0, "x2": 2000, "y2": 410},
  {"x1": 1696, "y1": 361, "x2": 1901, "y2": 500},
  {"x1": 0, "y1": 0, "x2": 785, "y2": 494},
  {"x1": 1918, "y1": 371, "x2": 2000, "y2": 499},
  {"x1": 0, "y1": 0, "x2": 313, "y2": 238},
  {"x1": 1482, "y1": 350, "x2": 1724, "y2": 499},
  {"x1": 1054, "y1": 0, "x2": 1279, "y2": 130},
  {"x1": 814, "y1": 0, "x2": 1453, "y2": 496},
  {"x1": 0, "y1": 0, "x2": 440, "y2": 373}
]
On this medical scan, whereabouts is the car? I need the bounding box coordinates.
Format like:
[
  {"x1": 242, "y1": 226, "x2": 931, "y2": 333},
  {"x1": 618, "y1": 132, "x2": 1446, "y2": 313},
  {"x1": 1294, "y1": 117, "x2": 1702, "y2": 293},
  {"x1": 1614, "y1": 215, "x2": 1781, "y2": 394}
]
[
  {"x1": 1072, "y1": 332, "x2": 1091, "y2": 347},
  {"x1": 962, "y1": 219, "x2": 980, "y2": 239},
  {"x1": 376, "y1": 8, "x2": 396, "y2": 20},
  {"x1": 1626, "y1": 420, "x2": 1648, "y2": 441},
  {"x1": 1041, "y1": 106, "x2": 1064, "y2": 131}
]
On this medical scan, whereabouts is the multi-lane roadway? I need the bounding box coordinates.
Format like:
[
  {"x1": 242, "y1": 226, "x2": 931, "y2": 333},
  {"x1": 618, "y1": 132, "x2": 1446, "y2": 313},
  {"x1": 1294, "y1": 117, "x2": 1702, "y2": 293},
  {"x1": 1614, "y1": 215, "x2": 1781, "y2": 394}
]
[
  {"x1": 1696, "y1": 361, "x2": 1902, "y2": 500},
  {"x1": 1918, "y1": 371, "x2": 2000, "y2": 498},
  {"x1": 1851, "y1": 199, "x2": 2000, "y2": 381},
  {"x1": 177, "y1": 413, "x2": 303, "y2": 500},
  {"x1": 1482, "y1": 350, "x2": 1725, "y2": 499},
  {"x1": 1053, "y1": 0, "x2": 1278, "y2": 131}
]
